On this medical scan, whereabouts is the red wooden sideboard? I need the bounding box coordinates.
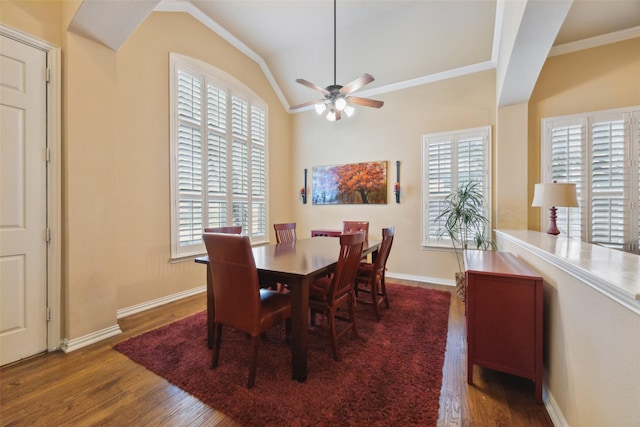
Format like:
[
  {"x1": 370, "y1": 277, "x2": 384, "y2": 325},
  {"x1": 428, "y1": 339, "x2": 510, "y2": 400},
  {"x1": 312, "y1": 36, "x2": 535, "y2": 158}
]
[{"x1": 464, "y1": 250, "x2": 544, "y2": 404}]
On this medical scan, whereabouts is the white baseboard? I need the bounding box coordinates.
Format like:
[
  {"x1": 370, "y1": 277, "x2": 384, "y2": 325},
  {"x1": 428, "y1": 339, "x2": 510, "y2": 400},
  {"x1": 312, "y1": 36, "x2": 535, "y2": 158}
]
[
  {"x1": 386, "y1": 271, "x2": 456, "y2": 287},
  {"x1": 117, "y1": 285, "x2": 206, "y2": 319},
  {"x1": 544, "y1": 385, "x2": 569, "y2": 427},
  {"x1": 61, "y1": 285, "x2": 206, "y2": 353},
  {"x1": 62, "y1": 324, "x2": 122, "y2": 353}
]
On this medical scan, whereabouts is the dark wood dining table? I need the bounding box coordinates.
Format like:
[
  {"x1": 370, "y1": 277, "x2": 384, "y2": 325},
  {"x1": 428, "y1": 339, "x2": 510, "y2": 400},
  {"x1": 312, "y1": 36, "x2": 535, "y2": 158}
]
[{"x1": 195, "y1": 236, "x2": 381, "y2": 382}]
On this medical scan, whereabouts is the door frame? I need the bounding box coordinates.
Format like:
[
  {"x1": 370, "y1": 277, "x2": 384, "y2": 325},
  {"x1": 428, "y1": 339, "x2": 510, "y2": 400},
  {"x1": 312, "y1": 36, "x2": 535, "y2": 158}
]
[{"x1": 1, "y1": 25, "x2": 62, "y2": 352}]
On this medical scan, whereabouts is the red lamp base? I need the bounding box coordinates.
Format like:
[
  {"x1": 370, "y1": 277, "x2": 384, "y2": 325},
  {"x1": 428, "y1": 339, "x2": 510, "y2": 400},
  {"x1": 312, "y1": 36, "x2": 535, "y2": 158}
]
[{"x1": 546, "y1": 206, "x2": 560, "y2": 235}]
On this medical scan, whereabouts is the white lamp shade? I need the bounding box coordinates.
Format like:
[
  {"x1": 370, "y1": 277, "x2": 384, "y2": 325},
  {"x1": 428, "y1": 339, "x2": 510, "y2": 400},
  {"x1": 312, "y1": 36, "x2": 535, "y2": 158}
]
[{"x1": 532, "y1": 182, "x2": 578, "y2": 207}]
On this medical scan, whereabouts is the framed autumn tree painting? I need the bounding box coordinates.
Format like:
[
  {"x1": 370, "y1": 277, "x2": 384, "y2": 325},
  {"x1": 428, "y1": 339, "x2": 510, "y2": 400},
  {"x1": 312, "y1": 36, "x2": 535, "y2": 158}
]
[{"x1": 312, "y1": 161, "x2": 388, "y2": 204}]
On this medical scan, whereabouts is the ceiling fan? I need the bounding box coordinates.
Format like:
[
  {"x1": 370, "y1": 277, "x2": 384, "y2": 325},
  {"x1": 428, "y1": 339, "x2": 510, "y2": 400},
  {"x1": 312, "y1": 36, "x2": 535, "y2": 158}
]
[{"x1": 289, "y1": 0, "x2": 384, "y2": 121}]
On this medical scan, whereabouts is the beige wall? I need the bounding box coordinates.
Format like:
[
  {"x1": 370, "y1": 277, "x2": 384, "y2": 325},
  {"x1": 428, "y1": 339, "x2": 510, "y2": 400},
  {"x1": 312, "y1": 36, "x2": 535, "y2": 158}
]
[
  {"x1": 498, "y1": 234, "x2": 640, "y2": 427},
  {"x1": 528, "y1": 36, "x2": 640, "y2": 230},
  {"x1": 292, "y1": 70, "x2": 497, "y2": 282},
  {"x1": 1, "y1": 5, "x2": 292, "y2": 339},
  {"x1": 495, "y1": 102, "x2": 529, "y2": 230},
  {"x1": 518, "y1": 38, "x2": 640, "y2": 426},
  {"x1": 0, "y1": 0, "x2": 63, "y2": 45},
  {"x1": 113, "y1": 12, "x2": 291, "y2": 312},
  {"x1": 62, "y1": 1, "x2": 122, "y2": 339}
]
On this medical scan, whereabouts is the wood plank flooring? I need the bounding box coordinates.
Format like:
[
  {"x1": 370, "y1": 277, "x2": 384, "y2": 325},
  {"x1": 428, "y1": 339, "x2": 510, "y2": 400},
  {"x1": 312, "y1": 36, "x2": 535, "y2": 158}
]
[{"x1": 0, "y1": 280, "x2": 553, "y2": 426}]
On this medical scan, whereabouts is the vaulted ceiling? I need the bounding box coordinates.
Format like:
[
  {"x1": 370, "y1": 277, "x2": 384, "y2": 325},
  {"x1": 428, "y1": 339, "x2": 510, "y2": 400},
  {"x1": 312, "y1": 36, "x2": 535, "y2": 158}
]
[{"x1": 69, "y1": 0, "x2": 640, "y2": 110}]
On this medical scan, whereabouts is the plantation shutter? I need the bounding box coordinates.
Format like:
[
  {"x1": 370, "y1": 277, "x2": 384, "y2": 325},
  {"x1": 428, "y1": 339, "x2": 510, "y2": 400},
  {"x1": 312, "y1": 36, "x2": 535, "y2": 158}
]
[
  {"x1": 425, "y1": 137, "x2": 452, "y2": 243},
  {"x1": 176, "y1": 70, "x2": 204, "y2": 249},
  {"x1": 170, "y1": 54, "x2": 269, "y2": 258},
  {"x1": 423, "y1": 127, "x2": 491, "y2": 247},
  {"x1": 547, "y1": 119, "x2": 583, "y2": 237},
  {"x1": 590, "y1": 116, "x2": 628, "y2": 248},
  {"x1": 251, "y1": 106, "x2": 267, "y2": 238},
  {"x1": 543, "y1": 108, "x2": 639, "y2": 253},
  {"x1": 231, "y1": 95, "x2": 249, "y2": 234},
  {"x1": 206, "y1": 83, "x2": 228, "y2": 228},
  {"x1": 636, "y1": 112, "x2": 640, "y2": 253},
  {"x1": 457, "y1": 135, "x2": 487, "y2": 241}
]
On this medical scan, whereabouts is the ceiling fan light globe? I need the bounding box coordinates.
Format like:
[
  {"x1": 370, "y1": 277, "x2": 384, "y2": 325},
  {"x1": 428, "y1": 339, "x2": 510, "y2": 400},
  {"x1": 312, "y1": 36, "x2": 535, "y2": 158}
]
[
  {"x1": 344, "y1": 105, "x2": 355, "y2": 117},
  {"x1": 326, "y1": 110, "x2": 337, "y2": 122},
  {"x1": 314, "y1": 103, "x2": 327, "y2": 115},
  {"x1": 334, "y1": 96, "x2": 347, "y2": 111}
]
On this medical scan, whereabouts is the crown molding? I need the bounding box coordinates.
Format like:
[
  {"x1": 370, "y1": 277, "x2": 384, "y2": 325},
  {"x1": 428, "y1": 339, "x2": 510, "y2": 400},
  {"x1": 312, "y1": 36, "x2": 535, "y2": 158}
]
[
  {"x1": 154, "y1": 0, "x2": 290, "y2": 110},
  {"x1": 549, "y1": 26, "x2": 640, "y2": 57}
]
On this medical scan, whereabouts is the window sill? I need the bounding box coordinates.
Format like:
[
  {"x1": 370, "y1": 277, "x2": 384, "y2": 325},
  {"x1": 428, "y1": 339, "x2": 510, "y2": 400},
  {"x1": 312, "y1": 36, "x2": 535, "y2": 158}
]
[
  {"x1": 422, "y1": 242, "x2": 455, "y2": 251},
  {"x1": 495, "y1": 229, "x2": 640, "y2": 315}
]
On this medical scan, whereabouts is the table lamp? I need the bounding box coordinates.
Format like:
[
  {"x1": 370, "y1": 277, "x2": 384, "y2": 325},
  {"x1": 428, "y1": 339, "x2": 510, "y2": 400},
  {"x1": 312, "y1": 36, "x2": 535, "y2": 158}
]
[{"x1": 531, "y1": 181, "x2": 578, "y2": 235}]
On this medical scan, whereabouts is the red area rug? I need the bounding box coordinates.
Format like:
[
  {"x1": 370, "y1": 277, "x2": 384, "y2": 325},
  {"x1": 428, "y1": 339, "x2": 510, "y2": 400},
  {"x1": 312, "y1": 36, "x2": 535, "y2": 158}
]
[{"x1": 115, "y1": 283, "x2": 451, "y2": 426}]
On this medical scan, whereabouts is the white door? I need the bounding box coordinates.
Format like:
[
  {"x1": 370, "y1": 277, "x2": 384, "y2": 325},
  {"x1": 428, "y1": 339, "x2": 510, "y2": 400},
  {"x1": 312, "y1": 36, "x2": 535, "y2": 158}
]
[{"x1": 0, "y1": 34, "x2": 48, "y2": 365}]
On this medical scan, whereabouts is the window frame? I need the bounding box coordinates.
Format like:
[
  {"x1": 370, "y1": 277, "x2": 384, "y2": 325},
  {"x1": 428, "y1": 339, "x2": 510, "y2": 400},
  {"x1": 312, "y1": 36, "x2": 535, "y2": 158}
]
[
  {"x1": 541, "y1": 106, "x2": 640, "y2": 253},
  {"x1": 421, "y1": 126, "x2": 492, "y2": 249},
  {"x1": 169, "y1": 53, "x2": 269, "y2": 260}
]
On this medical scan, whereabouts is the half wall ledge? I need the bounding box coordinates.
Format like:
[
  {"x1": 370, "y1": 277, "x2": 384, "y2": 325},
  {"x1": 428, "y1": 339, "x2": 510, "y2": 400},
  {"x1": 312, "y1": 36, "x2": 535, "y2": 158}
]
[{"x1": 495, "y1": 230, "x2": 640, "y2": 316}]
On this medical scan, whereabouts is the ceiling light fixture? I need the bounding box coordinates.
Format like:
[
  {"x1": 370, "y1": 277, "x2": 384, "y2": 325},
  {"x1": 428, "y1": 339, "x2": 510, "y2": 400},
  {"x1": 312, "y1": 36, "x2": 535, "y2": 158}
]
[{"x1": 289, "y1": 0, "x2": 384, "y2": 121}]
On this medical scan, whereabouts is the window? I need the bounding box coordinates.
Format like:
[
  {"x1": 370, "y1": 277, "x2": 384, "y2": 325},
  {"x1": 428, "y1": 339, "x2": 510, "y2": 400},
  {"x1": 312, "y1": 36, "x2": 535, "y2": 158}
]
[
  {"x1": 542, "y1": 107, "x2": 640, "y2": 253},
  {"x1": 422, "y1": 126, "x2": 492, "y2": 247},
  {"x1": 170, "y1": 54, "x2": 268, "y2": 259}
]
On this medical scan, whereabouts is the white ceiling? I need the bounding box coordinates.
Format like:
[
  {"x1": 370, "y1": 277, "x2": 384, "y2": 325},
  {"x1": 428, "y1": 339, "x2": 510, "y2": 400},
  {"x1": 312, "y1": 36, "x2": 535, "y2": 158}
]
[
  {"x1": 70, "y1": 0, "x2": 640, "y2": 109},
  {"x1": 190, "y1": 0, "x2": 498, "y2": 107}
]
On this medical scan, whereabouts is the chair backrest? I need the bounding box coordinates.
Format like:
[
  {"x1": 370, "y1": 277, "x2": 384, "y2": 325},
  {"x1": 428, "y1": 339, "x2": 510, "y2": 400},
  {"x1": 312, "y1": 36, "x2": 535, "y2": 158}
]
[
  {"x1": 327, "y1": 232, "x2": 365, "y2": 305},
  {"x1": 274, "y1": 222, "x2": 297, "y2": 244},
  {"x1": 342, "y1": 221, "x2": 369, "y2": 241},
  {"x1": 204, "y1": 226, "x2": 242, "y2": 234},
  {"x1": 202, "y1": 233, "x2": 261, "y2": 334},
  {"x1": 371, "y1": 227, "x2": 395, "y2": 280}
]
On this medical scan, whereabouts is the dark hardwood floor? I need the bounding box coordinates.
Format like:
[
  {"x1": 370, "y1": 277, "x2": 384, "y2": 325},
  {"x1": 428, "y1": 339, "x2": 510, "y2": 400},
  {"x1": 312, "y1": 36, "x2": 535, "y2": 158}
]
[{"x1": 0, "y1": 280, "x2": 553, "y2": 426}]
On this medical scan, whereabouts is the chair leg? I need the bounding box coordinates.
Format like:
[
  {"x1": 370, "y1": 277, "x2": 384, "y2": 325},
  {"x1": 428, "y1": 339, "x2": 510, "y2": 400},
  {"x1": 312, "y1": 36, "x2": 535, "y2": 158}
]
[
  {"x1": 371, "y1": 279, "x2": 381, "y2": 321},
  {"x1": 328, "y1": 310, "x2": 340, "y2": 362},
  {"x1": 211, "y1": 323, "x2": 223, "y2": 369},
  {"x1": 349, "y1": 292, "x2": 358, "y2": 338},
  {"x1": 247, "y1": 335, "x2": 260, "y2": 389},
  {"x1": 381, "y1": 274, "x2": 390, "y2": 308}
]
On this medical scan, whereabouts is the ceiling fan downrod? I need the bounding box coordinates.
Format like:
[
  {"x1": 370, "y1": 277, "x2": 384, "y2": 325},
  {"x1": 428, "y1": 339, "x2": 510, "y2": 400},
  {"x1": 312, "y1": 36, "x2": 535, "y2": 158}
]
[{"x1": 333, "y1": 0, "x2": 337, "y2": 87}]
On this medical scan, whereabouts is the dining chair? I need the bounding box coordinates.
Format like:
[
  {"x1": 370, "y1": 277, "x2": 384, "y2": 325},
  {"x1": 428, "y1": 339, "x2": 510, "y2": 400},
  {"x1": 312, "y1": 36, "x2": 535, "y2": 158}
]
[
  {"x1": 342, "y1": 221, "x2": 369, "y2": 241},
  {"x1": 308, "y1": 232, "x2": 365, "y2": 361},
  {"x1": 204, "y1": 226, "x2": 242, "y2": 234},
  {"x1": 272, "y1": 223, "x2": 297, "y2": 291},
  {"x1": 274, "y1": 222, "x2": 297, "y2": 243},
  {"x1": 354, "y1": 227, "x2": 395, "y2": 321},
  {"x1": 202, "y1": 232, "x2": 291, "y2": 389}
]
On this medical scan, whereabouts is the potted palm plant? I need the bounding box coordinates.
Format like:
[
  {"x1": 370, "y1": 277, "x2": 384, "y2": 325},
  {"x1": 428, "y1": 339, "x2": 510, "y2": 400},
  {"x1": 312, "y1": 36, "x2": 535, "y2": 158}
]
[{"x1": 435, "y1": 181, "x2": 494, "y2": 300}]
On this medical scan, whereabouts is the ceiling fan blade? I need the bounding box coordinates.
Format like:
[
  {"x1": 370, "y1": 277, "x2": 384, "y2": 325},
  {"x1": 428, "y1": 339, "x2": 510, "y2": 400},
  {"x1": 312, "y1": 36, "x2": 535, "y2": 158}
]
[
  {"x1": 340, "y1": 73, "x2": 375, "y2": 95},
  {"x1": 296, "y1": 79, "x2": 330, "y2": 96},
  {"x1": 348, "y1": 96, "x2": 384, "y2": 109},
  {"x1": 289, "y1": 99, "x2": 325, "y2": 111}
]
